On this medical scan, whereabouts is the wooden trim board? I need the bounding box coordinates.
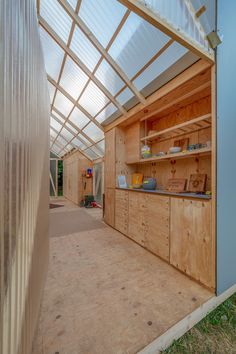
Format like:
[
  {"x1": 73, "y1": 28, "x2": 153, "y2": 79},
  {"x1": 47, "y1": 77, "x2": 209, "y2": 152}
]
[{"x1": 138, "y1": 284, "x2": 236, "y2": 354}]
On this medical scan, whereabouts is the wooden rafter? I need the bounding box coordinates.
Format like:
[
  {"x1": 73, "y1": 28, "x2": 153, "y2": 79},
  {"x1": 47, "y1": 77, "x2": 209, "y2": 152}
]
[
  {"x1": 51, "y1": 111, "x2": 104, "y2": 154},
  {"x1": 39, "y1": 16, "x2": 127, "y2": 115},
  {"x1": 117, "y1": 0, "x2": 214, "y2": 63},
  {"x1": 57, "y1": 0, "x2": 146, "y2": 104}
]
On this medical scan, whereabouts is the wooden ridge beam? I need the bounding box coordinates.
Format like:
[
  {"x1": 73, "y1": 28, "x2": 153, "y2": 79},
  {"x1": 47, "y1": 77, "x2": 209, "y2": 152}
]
[
  {"x1": 117, "y1": 0, "x2": 214, "y2": 63},
  {"x1": 58, "y1": 0, "x2": 146, "y2": 104},
  {"x1": 39, "y1": 16, "x2": 127, "y2": 116}
]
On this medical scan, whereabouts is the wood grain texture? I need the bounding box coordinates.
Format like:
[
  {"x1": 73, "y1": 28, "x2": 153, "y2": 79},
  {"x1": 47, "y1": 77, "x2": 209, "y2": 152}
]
[
  {"x1": 104, "y1": 188, "x2": 115, "y2": 227},
  {"x1": 115, "y1": 189, "x2": 129, "y2": 234},
  {"x1": 105, "y1": 129, "x2": 116, "y2": 188},
  {"x1": 125, "y1": 122, "x2": 140, "y2": 163},
  {"x1": 170, "y1": 198, "x2": 214, "y2": 289}
]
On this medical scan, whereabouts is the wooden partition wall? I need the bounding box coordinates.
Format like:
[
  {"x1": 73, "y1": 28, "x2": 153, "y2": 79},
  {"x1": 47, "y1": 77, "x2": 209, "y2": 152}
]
[
  {"x1": 0, "y1": 1, "x2": 50, "y2": 354},
  {"x1": 63, "y1": 151, "x2": 93, "y2": 205}
]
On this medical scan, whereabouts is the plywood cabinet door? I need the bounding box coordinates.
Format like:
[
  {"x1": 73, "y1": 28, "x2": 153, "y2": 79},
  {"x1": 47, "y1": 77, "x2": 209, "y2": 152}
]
[
  {"x1": 144, "y1": 195, "x2": 170, "y2": 261},
  {"x1": 115, "y1": 190, "x2": 129, "y2": 235},
  {"x1": 125, "y1": 122, "x2": 140, "y2": 163},
  {"x1": 104, "y1": 188, "x2": 115, "y2": 227},
  {"x1": 128, "y1": 192, "x2": 147, "y2": 246},
  {"x1": 170, "y1": 198, "x2": 214, "y2": 289},
  {"x1": 105, "y1": 129, "x2": 116, "y2": 188}
]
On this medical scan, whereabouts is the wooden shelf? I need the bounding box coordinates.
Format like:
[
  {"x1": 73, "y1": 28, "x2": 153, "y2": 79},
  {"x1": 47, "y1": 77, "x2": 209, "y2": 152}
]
[
  {"x1": 141, "y1": 114, "x2": 211, "y2": 143},
  {"x1": 126, "y1": 147, "x2": 212, "y2": 165}
]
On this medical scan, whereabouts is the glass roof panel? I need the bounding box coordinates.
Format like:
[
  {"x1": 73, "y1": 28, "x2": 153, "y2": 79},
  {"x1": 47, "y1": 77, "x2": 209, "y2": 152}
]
[
  {"x1": 40, "y1": 0, "x2": 72, "y2": 43},
  {"x1": 50, "y1": 117, "x2": 62, "y2": 132},
  {"x1": 60, "y1": 127, "x2": 74, "y2": 142},
  {"x1": 116, "y1": 87, "x2": 134, "y2": 105},
  {"x1": 133, "y1": 42, "x2": 188, "y2": 90},
  {"x1": 39, "y1": 27, "x2": 64, "y2": 81},
  {"x1": 95, "y1": 103, "x2": 117, "y2": 124},
  {"x1": 108, "y1": 12, "x2": 170, "y2": 79},
  {"x1": 79, "y1": 81, "x2": 110, "y2": 116},
  {"x1": 95, "y1": 59, "x2": 125, "y2": 96},
  {"x1": 69, "y1": 107, "x2": 90, "y2": 129},
  {"x1": 79, "y1": 0, "x2": 127, "y2": 48},
  {"x1": 70, "y1": 25, "x2": 101, "y2": 71},
  {"x1": 48, "y1": 82, "x2": 56, "y2": 104},
  {"x1": 54, "y1": 91, "x2": 74, "y2": 116},
  {"x1": 60, "y1": 56, "x2": 89, "y2": 99},
  {"x1": 83, "y1": 122, "x2": 104, "y2": 142}
]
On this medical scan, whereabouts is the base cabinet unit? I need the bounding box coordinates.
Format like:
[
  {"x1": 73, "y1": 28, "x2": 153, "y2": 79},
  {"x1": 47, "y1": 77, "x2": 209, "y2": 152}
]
[
  {"x1": 115, "y1": 189, "x2": 129, "y2": 235},
  {"x1": 104, "y1": 188, "x2": 115, "y2": 228},
  {"x1": 128, "y1": 192, "x2": 147, "y2": 246},
  {"x1": 144, "y1": 194, "x2": 170, "y2": 261},
  {"x1": 170, "y1": 198, "x2": 214, "y2": 289}
]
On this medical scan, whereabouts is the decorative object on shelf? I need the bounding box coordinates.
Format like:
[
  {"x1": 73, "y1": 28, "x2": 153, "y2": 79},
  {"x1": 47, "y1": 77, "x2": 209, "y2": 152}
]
[
  {"x1": 141, "y1": 144, "x2": 151, "y2": 159},
  {"x1": 174, "y1": 137, "x2": 189, "y2": 151},
  {"x1": 83, "y1": 168, "x2": 92, "y2": 178},
  {"x1": 167, "y1": 178, "x2": 187, "y2": 192},
  {"x1": 153, "y1": 151, "x2": 166, "y2": 157},
  {"x1": 118, "y1": 175, "x2": 127, "y2": 188},
  {"x1": 188, "y1": 174, "x2": 207, "y2": 193},
  {"x1": 169, "y1": 146, "x2": 182, "y2": 154},
  {"x1": 132, "y1": 173, "x2": 143, "y2": 189},
  {"x1": 142, "y1": 178, "x2": 157, "y2": 190}
]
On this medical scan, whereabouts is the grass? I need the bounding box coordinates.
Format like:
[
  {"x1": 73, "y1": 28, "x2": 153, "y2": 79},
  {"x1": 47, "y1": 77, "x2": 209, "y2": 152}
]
[{"x1": 162, "y1": 293, "x2": 236, "y2": 354}]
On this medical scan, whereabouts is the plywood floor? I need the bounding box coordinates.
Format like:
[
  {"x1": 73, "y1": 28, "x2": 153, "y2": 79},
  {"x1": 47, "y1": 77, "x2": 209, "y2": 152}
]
[{"x1": 32, "y1": 199, "x2": 213, "y2": 354}]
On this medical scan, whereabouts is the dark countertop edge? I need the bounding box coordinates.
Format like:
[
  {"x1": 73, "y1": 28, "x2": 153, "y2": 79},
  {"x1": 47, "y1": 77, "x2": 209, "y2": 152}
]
[{"x1": 116, "y1": 187, "x2": 212, "y2": 200}]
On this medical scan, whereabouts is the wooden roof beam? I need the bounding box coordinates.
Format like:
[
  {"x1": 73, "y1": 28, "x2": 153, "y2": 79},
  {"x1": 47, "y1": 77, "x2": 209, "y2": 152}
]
[
  {"x1": 58, "y1": 0, "x2": 146, "y2": 104},
  {"x1": 117, "y1": 0, "x2": 214, "y2": 63},
  {"x1": 39, "y1": 16, "x2": 127, "y2": 116}
]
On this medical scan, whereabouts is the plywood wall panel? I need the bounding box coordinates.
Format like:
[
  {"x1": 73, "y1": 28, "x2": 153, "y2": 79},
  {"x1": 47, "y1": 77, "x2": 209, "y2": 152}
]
[
  {"x1": 105, "y1": 129, "x2": 116, "y2": 188},
  {"x1": 104, "y1": 188, "x2": 115, "y2": 227}
]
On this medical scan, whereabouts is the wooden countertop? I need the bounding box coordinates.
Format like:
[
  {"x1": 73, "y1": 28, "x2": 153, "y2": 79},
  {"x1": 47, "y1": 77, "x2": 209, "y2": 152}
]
[{"x1": 116, "y1": 187, "x2": 212, "y2": 200}]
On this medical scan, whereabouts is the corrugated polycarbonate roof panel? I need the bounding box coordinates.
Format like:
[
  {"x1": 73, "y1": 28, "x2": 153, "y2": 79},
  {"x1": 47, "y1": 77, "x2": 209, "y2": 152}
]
[
  {"x1": 70, "y1": 25, "x2": 101, "y2": 71},
  {"x1": 60, "y1": 56, "x2": 89, "y2": 99},
  {"x1": 96, "y1": 139, "x2": 105, "y2": 153},
  {"x1": 50, "y1": 117, "x2": 62, "y2": 132},
  {"x1": 71, "y1": 137, "x2": 87, "y2": 150},
  {"x1": 39, "y1": 27, "x2": 64, "y2": 81},
  {"x1": 48, "y1": 82, "x2": 56, "y2": 104},
  {"x1": 95, "y1": 59, "x2": 125, "y2": 96},
  {"x1": 83, "y1": 148, "x2": 99, "y2": 160},
  {"x1": 79, "y1": 81, "x2": 110, "y2": 116},
  {"x1": 77, "y1": 134, "x2": 92, "y2": 148},
  {"x1": 40, "y1": 0, "x2": 72, "y2": 43},
  {"x1": 191, "y1": 0, "x2": 216, "y2": 34},
  {"x1": 83, "y1": 122, "x2": 104, "y2": 142},
  {"x1": 54, "y1": 91, "x2": 74, "y2": 117},
  {"x1": 60, "y1": 127, "x2": 74, "y2": 142},
  {"x1": 108, "y1": 12, "x2": 170, "y2": 79},
  {"x1": 133, "y1": 42, "x2": 188, "y2": 91},
  {"x1": 69, "y1": 107, "x2": 90, "y2": 129},
  {"x1": 116, "y1": 87, "x2": 134, "y2": 105},
  {"x1": 65, "y1": 122, "x2": 78, "y2": 134},
  {"x1": 95, "y1": 103, "x2": 118, "y2": 124},
  {"x1": 79, "y1": 0, "x2": 127, "y2": 48}
]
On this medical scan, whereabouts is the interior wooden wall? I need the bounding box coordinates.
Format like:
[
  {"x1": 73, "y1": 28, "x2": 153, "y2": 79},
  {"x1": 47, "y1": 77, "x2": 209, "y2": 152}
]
[{"x1": 63, "y1": 151, "x2": 93, "y2": 205}]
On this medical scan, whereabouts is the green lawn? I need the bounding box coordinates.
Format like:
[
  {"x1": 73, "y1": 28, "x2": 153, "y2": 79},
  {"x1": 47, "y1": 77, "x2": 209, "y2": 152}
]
[{"x1": 162, "y1": 293, "x2": 236, "y2": 354}]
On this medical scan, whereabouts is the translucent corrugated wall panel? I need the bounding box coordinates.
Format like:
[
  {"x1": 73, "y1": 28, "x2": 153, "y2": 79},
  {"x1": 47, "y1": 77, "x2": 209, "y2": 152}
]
[
  {"x1": 79, "y1": 0, "x2": 127, "y2": 47},
  {"x1": 40, "y1": 0, "x2": 72, "y2": 43},
  {"x1": 191, "y1": 0, "x2": 216, "y2": 34},
  {"x1": 138, "y1": 0, "x2": 211, "y2": 51},
  {"x1": 39, "y1": 27, "x2": 64, "y2": 81},
  {"x1": 69, "y1": 107, "x2": 90, "y2": 129},
  {"x1": 108, "y1": 12, "x2": 170, "y2": 79},
  {"x1": 133, "y1": 42, "x2": 188, "y2": 90},
  {"x1": 95, "y1": 103, "x2": 118, "y2": 124},
  {"x1": 79, "y1": 81, "x2": 110, "y2": 116},
  {"x1": 70, "y1": 26, "x2": 101, "y2": 71},
  {"x1": 95, "y1": 59, "x2": 125, "y2": 96},
  {"x1": 54, "y1": 91, "x2": 74, "y2": 117},
  {"x1": 0, "y1": 1, "x2": 50, "y2": 354},
  {"x1": 83, "y1": 122, "x2": 104, "y2": 142},
  {"x1": 60, "y1": 57, "x2": 89, "y2": 100}
]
